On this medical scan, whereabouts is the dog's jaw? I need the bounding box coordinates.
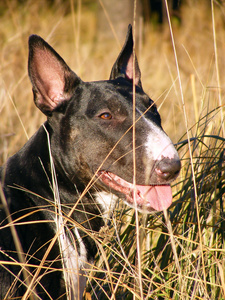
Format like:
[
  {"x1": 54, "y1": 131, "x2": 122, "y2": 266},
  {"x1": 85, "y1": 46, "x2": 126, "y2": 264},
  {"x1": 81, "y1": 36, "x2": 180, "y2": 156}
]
[{"x1": 97, "y1": 171, "x2": 173, "y2": 213}]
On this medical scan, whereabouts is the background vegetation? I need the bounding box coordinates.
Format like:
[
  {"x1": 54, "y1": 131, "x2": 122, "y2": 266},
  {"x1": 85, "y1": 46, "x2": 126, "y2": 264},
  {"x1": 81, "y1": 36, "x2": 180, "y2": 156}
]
[{"x1": 0, "y1": 0, "x2": 224, "y2": 299}]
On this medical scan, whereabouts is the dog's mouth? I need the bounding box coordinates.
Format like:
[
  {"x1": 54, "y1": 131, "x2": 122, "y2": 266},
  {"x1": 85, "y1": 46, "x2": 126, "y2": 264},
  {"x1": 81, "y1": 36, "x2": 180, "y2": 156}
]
[{"x1": 97, "y1": 171, "x2": 172, "y2": 213}]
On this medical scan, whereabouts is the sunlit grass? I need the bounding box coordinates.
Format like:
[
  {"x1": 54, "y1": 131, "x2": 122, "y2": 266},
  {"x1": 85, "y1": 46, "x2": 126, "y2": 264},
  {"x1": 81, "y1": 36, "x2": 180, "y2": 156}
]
[{"x1": 0, "y1": 0, "x2": 224, "y2": 299}]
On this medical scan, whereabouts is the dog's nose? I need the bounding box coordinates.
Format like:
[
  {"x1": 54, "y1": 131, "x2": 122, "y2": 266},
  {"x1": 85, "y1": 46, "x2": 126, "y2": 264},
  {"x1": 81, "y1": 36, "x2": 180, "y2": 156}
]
[{"x1": 155, "y1": 157, "x2": 181, "y2": 181}]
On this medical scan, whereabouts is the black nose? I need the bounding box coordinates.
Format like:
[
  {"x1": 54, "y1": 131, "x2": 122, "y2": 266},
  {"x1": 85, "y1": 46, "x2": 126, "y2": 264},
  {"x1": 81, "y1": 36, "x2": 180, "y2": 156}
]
[{"x1": 155, "y1": 157, "x2": 181, "y2": 181}]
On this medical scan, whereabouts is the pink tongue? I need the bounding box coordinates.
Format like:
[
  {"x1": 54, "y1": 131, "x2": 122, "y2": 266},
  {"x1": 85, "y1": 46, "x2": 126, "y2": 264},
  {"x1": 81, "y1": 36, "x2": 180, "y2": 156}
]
[
  {"x1": 134, "y1": 185, "x2": 172, "y2": 211},
  {"x1": 97, "y1": 171, "x2": 173, "y2": 212}
]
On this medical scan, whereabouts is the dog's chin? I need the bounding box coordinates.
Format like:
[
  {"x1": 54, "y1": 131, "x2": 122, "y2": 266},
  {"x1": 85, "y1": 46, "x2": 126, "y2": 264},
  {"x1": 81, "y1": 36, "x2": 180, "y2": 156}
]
[{"x1": 97, "y1": 171, "x2": 173, "y2": 213}]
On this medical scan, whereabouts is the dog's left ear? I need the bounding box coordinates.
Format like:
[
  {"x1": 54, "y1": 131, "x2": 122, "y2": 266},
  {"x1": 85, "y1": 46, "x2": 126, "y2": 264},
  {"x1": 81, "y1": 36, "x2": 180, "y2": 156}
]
[{"x1": 110, "y1": 25, "x2": 142, "y2": 88}]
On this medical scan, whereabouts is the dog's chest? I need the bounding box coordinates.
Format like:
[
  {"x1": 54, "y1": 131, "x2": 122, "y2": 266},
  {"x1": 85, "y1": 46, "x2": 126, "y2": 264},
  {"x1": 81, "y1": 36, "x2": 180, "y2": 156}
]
[{"x1": 57, "y1": 191, "x2": 118, "y2": 299}]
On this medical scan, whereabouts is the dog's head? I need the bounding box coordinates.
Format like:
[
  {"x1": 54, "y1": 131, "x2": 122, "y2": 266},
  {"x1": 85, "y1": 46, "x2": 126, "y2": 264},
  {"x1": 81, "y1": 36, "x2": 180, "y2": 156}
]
[{"x1": 28, "y1": 25, "x2": 181, "y2": 213}]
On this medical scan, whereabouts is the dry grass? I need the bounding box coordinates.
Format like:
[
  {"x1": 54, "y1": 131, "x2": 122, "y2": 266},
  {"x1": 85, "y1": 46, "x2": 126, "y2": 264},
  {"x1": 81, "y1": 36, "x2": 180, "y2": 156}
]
[{"x1": 0, "y1": 0, "x2": 224, "y2": 299}]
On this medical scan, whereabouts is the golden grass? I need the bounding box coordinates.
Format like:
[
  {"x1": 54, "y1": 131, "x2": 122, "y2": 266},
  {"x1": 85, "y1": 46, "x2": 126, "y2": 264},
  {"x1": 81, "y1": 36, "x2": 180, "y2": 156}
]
[{"x1": 0, "y1": 0, "x2": 224, "y2": 299}]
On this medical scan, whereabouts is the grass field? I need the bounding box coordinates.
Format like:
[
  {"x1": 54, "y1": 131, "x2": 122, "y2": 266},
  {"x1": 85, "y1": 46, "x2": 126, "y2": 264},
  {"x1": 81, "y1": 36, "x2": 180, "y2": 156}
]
[{"x1": 0, "y1": 0, "x2": 224, "y2": 299}]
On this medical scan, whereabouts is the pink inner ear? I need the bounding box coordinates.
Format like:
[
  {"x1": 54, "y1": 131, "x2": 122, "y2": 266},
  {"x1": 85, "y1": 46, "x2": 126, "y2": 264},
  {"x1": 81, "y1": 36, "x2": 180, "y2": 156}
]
[
  {"x1": 31, "y1": 49, "x2": 66, "y2": 110},
  {"x1": 125, "y1": 54, "x2": 140, "y2": 86}
]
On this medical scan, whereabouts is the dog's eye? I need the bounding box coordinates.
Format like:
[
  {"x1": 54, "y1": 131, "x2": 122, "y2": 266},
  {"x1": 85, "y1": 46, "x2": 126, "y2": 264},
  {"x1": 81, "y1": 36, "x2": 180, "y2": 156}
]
[{"x1": 99, "y1": 112, "x2": 112, "y2": 120}]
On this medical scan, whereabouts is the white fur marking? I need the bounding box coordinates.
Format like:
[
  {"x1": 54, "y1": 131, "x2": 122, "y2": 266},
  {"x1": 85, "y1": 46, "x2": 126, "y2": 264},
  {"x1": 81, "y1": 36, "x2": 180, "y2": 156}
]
[
  {"x1": 141, "y1": 112, "x2": 179, "y2": 161},
  {"x1": 95, "y1": 191, "x2": 118, "y2": 221},
  {"x1": 59, "y1": 227, "x2": 88, "y2": 300}
]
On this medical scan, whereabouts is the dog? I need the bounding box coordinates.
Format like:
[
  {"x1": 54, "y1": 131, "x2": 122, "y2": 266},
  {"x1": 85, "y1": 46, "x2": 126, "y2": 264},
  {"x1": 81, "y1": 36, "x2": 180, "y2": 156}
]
[{"x1": 0, "y1": 25, "x2": 181, "y2": 299}]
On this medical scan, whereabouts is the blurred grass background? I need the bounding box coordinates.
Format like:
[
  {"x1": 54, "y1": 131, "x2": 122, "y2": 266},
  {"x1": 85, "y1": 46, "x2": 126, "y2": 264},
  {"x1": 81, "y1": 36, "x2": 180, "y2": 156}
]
[{"x1": 0, "y1": 0, "x2": 224, "y2": 299}]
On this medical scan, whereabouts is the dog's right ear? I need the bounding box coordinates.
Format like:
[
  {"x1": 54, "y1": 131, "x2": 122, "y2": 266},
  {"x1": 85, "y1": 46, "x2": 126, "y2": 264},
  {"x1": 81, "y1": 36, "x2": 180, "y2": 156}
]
[
  {"x1": 110, "y1": 25, "x2": 142, "y2": 88},
  {"x1": 28, "y1": 35, "x2": 81, "y2": 116}
]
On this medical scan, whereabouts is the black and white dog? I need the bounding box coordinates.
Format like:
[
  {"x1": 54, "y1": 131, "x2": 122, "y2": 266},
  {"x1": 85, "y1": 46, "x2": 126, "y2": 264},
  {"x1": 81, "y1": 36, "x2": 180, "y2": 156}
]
[{"x1": 0, "y1": 25, "x2": 180, "y2": 299}]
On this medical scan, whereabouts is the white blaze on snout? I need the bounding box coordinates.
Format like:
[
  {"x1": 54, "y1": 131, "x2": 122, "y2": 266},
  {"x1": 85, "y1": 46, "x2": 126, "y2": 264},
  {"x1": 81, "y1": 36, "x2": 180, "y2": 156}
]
[{"x1": 145, "y1": 121, "x2": 179, "y2": 162}]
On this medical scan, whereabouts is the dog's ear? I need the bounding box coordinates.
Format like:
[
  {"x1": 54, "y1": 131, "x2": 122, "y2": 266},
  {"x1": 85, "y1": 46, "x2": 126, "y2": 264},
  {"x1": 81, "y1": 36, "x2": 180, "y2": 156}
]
[
  {"x1": 28, "y1": 35, "x2": 81, "y2": 115},
  {"x1": 110, "y1": 25, "x2": 142, "y2": 88}
]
